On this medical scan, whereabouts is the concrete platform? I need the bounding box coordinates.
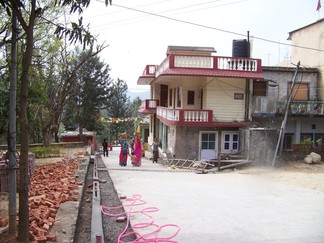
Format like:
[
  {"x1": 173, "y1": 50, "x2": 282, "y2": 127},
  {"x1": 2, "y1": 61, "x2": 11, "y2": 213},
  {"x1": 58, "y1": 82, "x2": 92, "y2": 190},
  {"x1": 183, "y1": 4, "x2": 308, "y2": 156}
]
[{"x1": 101, "y1": 148, "x2": 324, "y2": 243}]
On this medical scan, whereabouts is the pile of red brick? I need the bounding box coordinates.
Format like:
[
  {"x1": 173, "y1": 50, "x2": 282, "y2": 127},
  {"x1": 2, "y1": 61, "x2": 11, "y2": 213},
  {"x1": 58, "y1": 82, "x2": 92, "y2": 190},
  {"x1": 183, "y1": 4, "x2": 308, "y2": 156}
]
[{"x1": 28, "y1": 158, "x2": 83, "y2": 242}]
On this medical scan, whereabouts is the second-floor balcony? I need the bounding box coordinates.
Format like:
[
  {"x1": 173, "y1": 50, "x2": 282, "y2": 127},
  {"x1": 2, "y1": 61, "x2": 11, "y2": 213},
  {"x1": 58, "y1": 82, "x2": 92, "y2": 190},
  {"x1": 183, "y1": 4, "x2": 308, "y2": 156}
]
[
  {"x1": 253, "y1": 99, "x2": 324, "y2": 116},
  {"x1": 138, "y1": 99, "x2": 159, "y2": 114},
  {"x1": 156, "y1": 106, "x2": 213, "y2": 126},
  {"x1": 138, "y1": 54, "x2": 263, "y2": 85}
]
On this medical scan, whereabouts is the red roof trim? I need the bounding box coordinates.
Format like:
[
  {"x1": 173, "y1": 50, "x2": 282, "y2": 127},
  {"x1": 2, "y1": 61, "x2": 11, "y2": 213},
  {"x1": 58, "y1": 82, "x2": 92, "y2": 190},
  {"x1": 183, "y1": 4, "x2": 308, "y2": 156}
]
[
  {"x1": 159, "y1": 68, "x2": 263, "y2": 79},
  {"x1": 138, "y1": 108, "x2": 156, "y2": 114}
]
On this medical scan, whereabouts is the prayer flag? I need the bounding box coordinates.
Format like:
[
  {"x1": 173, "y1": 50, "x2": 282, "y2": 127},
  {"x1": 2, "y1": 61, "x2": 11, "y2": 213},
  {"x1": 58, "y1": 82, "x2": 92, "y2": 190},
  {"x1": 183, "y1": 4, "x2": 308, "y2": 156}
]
[{"x1": 316, "y1": 0, "x2": 321, "y2": 11}]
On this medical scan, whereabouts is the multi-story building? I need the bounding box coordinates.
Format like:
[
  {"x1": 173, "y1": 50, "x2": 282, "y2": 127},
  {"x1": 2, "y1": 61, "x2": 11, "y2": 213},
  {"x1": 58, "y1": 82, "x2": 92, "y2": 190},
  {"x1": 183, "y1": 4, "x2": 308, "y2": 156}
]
[
  {"x1": 253, "y1": 18, "x2": 324, "y2": 157},
  {"x1": 137, "y1": 44, "x2": 264, "y2": 161},
  {"x1": 253, "y1": 66, "x2": 322, "y2": 152}
]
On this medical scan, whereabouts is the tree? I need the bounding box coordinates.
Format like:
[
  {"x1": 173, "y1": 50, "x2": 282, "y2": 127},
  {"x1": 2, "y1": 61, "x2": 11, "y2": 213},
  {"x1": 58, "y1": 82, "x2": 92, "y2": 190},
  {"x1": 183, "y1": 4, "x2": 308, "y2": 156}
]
[
  {"x1": 63, "y1": 50, "x2": 112, "y2": 135},
  {"x1": 127, "y1": 96, "x2": 142, "y2": 118},
  {"x1": 106, "y1": 78, "x2": 130, "y2": 141},
  {"x1": 0, "y1": 0, "x2": 111, "y2": 240}
]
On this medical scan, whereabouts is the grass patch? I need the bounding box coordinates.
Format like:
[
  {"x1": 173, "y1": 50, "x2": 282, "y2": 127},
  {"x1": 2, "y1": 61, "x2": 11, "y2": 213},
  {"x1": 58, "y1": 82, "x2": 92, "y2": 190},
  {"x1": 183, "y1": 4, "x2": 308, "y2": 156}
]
[{"x1": 29, "y1": 146, "x2": 61, "y2": 158}]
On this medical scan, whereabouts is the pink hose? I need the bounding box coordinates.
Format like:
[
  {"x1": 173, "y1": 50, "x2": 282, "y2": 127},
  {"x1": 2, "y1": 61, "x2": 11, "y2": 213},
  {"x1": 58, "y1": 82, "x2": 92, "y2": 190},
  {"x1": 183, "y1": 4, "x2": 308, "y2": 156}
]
[{"x1": 101, "y1": 194, "x2": 180, "y2": 242}]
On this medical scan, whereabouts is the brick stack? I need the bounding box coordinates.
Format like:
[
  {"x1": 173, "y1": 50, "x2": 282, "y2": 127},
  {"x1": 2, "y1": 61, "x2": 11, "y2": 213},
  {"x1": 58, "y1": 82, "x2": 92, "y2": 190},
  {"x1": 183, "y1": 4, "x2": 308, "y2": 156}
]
[{"x1": 27, "y1": 160, "x2": 81, "y2": 242}]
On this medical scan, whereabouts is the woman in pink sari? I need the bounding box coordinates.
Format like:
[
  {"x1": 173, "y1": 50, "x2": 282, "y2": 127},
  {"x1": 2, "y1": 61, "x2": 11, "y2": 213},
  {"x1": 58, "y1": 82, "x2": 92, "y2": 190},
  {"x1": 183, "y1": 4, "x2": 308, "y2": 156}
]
[{"x1": 132, "y1": 133, "x2": 142, "y2": 167}]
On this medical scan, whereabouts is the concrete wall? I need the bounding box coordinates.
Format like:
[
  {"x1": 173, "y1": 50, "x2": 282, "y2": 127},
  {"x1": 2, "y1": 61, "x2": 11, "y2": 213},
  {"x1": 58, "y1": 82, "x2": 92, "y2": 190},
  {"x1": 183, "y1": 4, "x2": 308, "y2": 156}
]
[
  {"x1": 286, "y1": 19, "x2": 324, "y2": 99},
  {"x1": 240, "y1": 128, "x2": 277, "y2": 165}
]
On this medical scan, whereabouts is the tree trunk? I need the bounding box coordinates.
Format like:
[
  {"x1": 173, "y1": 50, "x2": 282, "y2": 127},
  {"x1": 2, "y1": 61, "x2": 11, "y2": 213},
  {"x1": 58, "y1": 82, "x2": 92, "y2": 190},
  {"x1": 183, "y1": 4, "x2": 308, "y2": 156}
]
[{"x1": 17, "y1": 2, "x2": 36, "y2": 241}]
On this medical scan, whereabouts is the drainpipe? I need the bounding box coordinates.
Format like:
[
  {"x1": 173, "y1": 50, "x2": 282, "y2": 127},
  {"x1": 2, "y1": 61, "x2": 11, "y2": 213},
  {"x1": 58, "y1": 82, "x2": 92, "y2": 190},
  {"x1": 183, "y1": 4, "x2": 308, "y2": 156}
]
[
  {"x1": 245, "y1": 79, "x2": 250, "y2": 121},
  {"x1": 245, "y1": 31, "x2": 251, "y2": 122}
]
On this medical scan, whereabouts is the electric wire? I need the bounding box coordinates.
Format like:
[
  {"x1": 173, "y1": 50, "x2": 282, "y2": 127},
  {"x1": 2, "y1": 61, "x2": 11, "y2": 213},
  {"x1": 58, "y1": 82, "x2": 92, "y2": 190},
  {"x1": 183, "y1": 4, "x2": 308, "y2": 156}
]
[{"x1": 91, "y1": 0, "x2": 324, "y2": 54}]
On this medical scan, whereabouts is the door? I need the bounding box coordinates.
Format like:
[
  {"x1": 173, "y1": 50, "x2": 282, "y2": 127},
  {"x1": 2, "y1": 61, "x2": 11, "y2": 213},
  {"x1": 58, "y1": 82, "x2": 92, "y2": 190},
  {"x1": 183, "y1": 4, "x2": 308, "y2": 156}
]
[
  {"x1": 200, "y1": 132, "x2": 217, "y2": 160},
  {"x1": 160, "y1": 84, "x2": 168, "y2": 107},
  {"x1": 222, "y1": 132, "x2": 239, "y2": 154}
]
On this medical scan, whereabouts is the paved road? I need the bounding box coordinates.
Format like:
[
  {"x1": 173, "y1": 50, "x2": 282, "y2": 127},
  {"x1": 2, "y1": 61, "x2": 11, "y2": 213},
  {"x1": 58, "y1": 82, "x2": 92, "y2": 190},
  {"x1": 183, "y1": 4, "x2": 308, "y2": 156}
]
[{"x1": 102, "y1": 148, "x2": 324, "y2": 243}]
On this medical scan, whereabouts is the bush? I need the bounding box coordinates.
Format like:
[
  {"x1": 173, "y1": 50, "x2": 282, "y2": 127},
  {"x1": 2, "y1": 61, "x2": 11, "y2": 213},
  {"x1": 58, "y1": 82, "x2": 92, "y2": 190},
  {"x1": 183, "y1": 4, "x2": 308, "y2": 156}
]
[{"x1": 29, "y1": 146, "x2": 61, "y2": 158}]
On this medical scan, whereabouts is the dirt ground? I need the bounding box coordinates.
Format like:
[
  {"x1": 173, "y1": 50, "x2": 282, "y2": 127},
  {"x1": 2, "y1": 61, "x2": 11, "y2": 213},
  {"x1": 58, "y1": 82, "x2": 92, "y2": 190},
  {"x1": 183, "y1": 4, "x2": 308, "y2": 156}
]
[
  {"x1": 0, "y1": 147, "x2": 131, "y2": 243},
  {"x1": 1, "y1": 148, "x2": 324, "y2": 242}
]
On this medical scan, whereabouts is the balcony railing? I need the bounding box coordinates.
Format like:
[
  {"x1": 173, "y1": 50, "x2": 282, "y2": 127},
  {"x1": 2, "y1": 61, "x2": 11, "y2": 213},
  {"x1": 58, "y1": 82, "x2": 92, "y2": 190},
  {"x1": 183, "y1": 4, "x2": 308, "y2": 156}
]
[
  {"x1": 141, "y1": 65, "x2": 157, "y2": 76},
  {"x1": 253, "y1": 99, "x2": 324, "y2": 116},
  {"x1": 156, "y1": 107, "x2": 213, "y2": 126},
  {"x1": 154, "y1": 54, "x2": 262, "y2": 78},
  {"x1": 138, "y1": 99, "x2": 159, "y2": 114},
  {"x1": 286, "y1": 101, "x2": 324, "y2": 115}
]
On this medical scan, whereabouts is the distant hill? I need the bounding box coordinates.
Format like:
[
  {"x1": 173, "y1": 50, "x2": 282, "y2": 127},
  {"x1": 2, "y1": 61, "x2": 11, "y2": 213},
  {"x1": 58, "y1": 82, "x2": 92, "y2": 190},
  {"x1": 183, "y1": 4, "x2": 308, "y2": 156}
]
[{"x1": 128, "y1": 90, "x2": 150, "y2": 101}]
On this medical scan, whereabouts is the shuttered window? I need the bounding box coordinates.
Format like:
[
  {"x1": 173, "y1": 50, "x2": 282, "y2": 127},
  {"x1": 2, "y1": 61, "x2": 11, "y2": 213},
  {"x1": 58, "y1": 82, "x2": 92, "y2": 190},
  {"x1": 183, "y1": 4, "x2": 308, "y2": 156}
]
[
  {"x1": 253, "y1": 81, "x2": 267, "y2": 96},
  {"x1": 288, "y1": 82, "x2": 308, "y2": 101}
]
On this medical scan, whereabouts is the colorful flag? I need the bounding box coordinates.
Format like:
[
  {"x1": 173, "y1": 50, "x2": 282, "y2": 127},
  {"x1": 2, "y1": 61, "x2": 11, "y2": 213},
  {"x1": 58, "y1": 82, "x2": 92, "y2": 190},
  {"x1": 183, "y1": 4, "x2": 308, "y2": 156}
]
[{"x1": 316, "y1": 0, "x2": 321, "y2": 11}]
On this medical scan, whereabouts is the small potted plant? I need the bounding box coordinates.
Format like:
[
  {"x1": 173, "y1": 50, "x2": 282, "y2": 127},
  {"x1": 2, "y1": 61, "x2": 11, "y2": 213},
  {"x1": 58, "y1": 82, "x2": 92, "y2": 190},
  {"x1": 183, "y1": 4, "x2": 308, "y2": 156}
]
[{"x1": 300, "y1": 138, "x2": 313, "y2": 151}]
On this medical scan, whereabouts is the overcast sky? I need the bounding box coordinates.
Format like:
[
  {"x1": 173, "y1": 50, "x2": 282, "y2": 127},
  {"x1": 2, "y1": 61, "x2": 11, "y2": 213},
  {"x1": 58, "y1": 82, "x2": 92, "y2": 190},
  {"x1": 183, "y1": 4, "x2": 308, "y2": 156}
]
[{"x1": 80, "y1": 0, "x2": 322, "y2": 91}]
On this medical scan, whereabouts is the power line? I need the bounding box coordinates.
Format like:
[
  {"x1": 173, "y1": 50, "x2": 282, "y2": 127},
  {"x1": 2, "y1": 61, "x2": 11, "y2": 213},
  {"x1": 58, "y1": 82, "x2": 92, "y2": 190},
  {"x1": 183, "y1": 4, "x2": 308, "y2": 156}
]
[
  {"x1": 92, "y1": 0, "x2": 324, "y2": 53},
  {"x1": 90, "y1": 0, "x2": 246, "y2": 31}
]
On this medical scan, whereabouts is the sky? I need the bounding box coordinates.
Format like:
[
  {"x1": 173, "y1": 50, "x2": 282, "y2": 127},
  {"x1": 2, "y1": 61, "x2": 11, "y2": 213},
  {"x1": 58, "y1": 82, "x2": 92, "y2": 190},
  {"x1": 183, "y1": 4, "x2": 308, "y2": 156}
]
[{"x1": 79, "y1": 0, "x2": 323, "y2": 92}]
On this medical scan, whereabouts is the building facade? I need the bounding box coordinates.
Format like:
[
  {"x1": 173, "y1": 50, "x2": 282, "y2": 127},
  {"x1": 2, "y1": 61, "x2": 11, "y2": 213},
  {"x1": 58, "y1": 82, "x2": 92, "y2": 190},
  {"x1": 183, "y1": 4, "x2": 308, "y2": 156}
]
[
  {"x1": 138, "y1": 45, "x2": 263, "y2": 161},
  {"x1": 253, "y1": 66, "x2": 324, "y2": 153}
]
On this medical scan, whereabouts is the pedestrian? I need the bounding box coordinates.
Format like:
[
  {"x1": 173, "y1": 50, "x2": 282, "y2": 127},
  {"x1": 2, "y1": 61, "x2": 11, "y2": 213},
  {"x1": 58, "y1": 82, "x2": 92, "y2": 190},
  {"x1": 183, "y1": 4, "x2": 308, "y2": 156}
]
[
  {"x1": 132, "y1": 132, "x2": 142, "y2": 167},
  {"x1": 102, "y1": 139, "x2": 108, "y2": 157},
  {"x1": 130, "y1": 139, "x2": 135, "y2": 155},
  {"x1": 152, "y1": 138, "x2": 159, "y2": 163},
  {"x1": 119, "y1": 132, "x2": 129, "y2": 167}
]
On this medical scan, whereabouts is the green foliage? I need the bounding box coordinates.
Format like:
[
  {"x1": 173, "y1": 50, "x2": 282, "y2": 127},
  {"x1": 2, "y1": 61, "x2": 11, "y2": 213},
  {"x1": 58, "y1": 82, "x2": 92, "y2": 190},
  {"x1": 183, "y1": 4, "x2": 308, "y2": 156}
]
[
  {"x1": 106, "y1": 78, "x2": 131, "y2": 140},
  {"x1": 300, "y1": 138, "x2": 312, "y2": 145},
  {"x1": 62, "y1": 50, "x2": 112, "y2": 133},
  {"x1": 29, "y1": 146, "x2": 61, "y2": 158}
]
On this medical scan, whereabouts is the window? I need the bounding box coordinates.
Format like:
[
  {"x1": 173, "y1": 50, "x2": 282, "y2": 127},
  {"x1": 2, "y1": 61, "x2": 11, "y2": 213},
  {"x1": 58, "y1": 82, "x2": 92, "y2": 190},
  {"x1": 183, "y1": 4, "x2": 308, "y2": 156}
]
[
  {"x1": 201, "y1": 133, "x2": 216, "y2": 149},
  {"x1": 283, "y1": 133, "x2": 293, "y2": 150},
  {"x1": 222, "y1": 132, "x2": 239, "y2": 153},
  {"x1": 187, "y1": 90, "x2": 195, "y2": 105},
  {"x1": 288, "y1": 82, "x2": 309, "y2": 101},
  {"x1": 253, "y1": 80, "x2": 267, "y2": 96},
  {"x1": 177, "y1": 87, "x2": 182, "y2": 107},
  {"x1": 169, "y1": 89, "x2": 173, "y2": 106}
]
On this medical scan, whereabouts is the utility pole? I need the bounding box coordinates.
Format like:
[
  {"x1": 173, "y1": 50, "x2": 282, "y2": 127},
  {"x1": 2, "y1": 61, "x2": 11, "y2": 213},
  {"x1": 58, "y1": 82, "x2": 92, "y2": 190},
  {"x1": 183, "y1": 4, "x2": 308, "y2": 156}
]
[
  {"x1": 272, "y1": 61, "x2": 300, "y2": 167},
  {"x1": 8, "y1": 12, "x2": 18, "y2": 234}
]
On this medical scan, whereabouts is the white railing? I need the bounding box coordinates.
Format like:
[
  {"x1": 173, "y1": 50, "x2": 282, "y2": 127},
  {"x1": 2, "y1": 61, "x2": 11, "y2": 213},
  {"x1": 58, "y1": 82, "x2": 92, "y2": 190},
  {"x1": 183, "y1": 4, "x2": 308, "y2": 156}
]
[
  {"x1": 157, "y1": 107, "x2": 212, "y2": 124},
  {"x1": 157, "y1": 107, "x2": 179, "y2": 121},
  {"x1": 155, "y1": 58, "x2": 170, "y2": 77},
  {"x1": 153, "y1": 55, "x2": 261, "y2": 79},
  {"x1": 139, "y1": 99, "x2": 159, "y2": 110},
  {"x1": 142, "y1": 65, "x2": 156, "y2": 75},
  {"x1": 184, "y1": 110, "x2": 209, "y2": 122},
  {"x1": 174, "y1": 56, "x2": 213, "y2": 68},
  {"x1": 217, "y1": 57, "x2": 258, "y2": 71}
]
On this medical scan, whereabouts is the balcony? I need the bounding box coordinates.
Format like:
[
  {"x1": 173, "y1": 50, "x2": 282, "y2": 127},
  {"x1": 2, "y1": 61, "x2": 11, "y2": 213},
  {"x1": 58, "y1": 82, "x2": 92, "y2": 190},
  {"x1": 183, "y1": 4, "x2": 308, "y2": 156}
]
[
  {"x1": 156, "y1": 107, "x2": 213, "y2": 126},
  {"x1": 154, "y1": 54, "x2": 263, "y2": 80},
  {"x1": 137, "y1": 54, "x2": 263, "y2": 85},
  {"x1": 138, "y1": 65, "x2": 158, "y2": 85},
  {"x1": 138, "y1": 99, "x2": 159, "y2": 114},
  {"x1": 286, "y1": 101, "x2": 324, "y2": 115},
  {"x1": 253, "y1": 99, "x2": 324, "y2": 116}
]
